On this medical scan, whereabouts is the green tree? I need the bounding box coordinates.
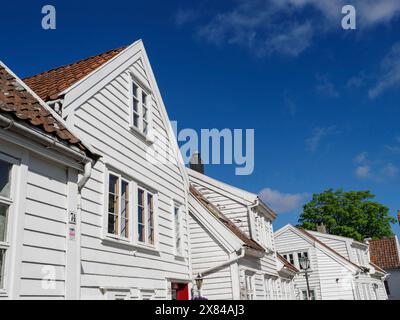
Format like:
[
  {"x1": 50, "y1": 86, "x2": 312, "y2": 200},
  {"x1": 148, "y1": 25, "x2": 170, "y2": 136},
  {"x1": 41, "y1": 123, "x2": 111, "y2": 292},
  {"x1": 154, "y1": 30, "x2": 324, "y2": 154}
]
[{"x1": 298, "y1": 189, "x2": 396, "y2": 242}]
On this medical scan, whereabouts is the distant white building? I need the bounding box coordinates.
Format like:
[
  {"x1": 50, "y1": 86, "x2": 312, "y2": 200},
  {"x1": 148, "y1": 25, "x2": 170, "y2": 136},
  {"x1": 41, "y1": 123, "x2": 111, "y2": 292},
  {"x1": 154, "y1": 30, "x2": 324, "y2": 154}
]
[
  {"x1": 188, "y1": 167, "x2": 298, "y2": 300},
  {"x1": 274, "y1": 225, "x2": 388, "y2": 300}
]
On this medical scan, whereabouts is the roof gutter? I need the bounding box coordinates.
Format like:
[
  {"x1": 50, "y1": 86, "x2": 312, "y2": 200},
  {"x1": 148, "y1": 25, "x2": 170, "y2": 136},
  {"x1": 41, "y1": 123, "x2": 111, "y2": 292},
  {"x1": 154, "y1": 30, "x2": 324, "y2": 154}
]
[{"x1": 0, "y1": 114, "x2": 92, "y2": 168}]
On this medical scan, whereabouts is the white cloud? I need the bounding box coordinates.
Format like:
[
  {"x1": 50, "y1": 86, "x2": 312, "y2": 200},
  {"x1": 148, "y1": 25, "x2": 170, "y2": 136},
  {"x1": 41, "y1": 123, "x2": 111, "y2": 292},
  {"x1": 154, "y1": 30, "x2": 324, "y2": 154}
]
[
  {"x1": 381, "y1": 163, "x2": 399, "y2": 177},
  {"x1": 355, "y1": 165, "x2": 371, "y2": 178},
  {"x1": 354, "y1": 151, "x2": 368, "y2": 164},
  {"x1": 315, "y1": 74, "x2": 340, "y2": 98},
  {"x1": 175, "y1": 8, "x2": 201, "y2": 26},
  {"x1": 182, "y1": 0, "x2": 400, "y2": 57},
  {"x1": 306, "y1": 126, "x2": 338, "y2": 152},
  {"x1": 369, "y1": 42, "x2": 400, "y2": 98},
  {"x1": 259, "y1": 188, "x2": 309, "y2": 214}
]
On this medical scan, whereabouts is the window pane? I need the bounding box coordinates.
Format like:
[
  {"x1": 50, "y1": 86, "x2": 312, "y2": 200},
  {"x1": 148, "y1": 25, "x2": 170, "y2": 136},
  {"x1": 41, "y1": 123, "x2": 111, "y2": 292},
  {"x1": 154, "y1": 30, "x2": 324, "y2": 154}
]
[
  {"x1": 0, "y1": 204, "x2": 8, "y2": 242},
  {"x1": 142, "y1": 93, "x2": 147, "y2": 106},
  {"x1": 138, "y1": 224, "x2": 145, "y2": 243},
  {"x1": 133, "y1": 99, "x2": 138, "y2": 113},
  {"x1": 147, "y1": 194, "x2": 154, "y2": 244},
  {"x1": 120, "y1": 181, "x2": 129, "y2": 238},
  {"x1": 108, "y1": 214, "x2": 117, "y2": 235},
  {"x1": 0, "y1": 160, "x2": 12, "y2": 198},
  {"x1": 0, "y1": 249, "x2": 4, "y2": 289},
  {"x1": 108, "y1": 174, "x2": 119, "y2": 235},
  {"x1": 138, "y1": 189, "x2": 145, "y2": 242},
  {"x1": 132, "y1": 83, "x2": 138, "y2": 98},
  {"x1": 109, "y1": 175, "x2": 118, "y2": 194}
]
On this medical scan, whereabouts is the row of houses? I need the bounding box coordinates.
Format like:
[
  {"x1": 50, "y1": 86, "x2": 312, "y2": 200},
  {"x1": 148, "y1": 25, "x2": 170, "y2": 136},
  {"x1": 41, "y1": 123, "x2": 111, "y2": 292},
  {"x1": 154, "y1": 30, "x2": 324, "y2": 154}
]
[{"x1": 0, "y1": 40, "x2": 391, "y2": 300}]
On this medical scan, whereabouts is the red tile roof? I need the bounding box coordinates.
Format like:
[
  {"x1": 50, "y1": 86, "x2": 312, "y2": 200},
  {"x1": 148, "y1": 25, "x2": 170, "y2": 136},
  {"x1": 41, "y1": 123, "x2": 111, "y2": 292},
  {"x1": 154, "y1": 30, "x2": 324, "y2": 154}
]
[
  {"x1": 0, "y1": 64, "x2": 89, "y2": 154},
  {"x1": 277, "y1": 253, "x2": 299, "y2": 273},
  {"x1": 190, "y1": 184, "x2": 265, "y2": 253},
  {"x1": 369, "y1": 237, "x2": 400, "y2": 269},
  {"x1": 24, "y1": 46, "x2": 128, "y2": 101}
]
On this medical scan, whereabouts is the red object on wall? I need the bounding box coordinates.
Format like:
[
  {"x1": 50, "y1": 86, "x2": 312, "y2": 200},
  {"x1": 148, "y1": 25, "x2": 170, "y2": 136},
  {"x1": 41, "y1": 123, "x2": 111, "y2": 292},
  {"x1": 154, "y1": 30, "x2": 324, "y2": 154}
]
[{"x1": 172, "y1": 283, "x2": 189, "y2": 300}]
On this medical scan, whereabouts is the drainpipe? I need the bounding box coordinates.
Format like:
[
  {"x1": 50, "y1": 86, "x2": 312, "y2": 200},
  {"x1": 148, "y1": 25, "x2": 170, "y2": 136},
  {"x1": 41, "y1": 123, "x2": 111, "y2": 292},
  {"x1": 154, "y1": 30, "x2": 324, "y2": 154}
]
[
  {"x1": 78, "y1": 161, "x2": 92, "y2": 192},
  {"x1": 199, "y1": 248, "x2": 245, "y2": 277}
]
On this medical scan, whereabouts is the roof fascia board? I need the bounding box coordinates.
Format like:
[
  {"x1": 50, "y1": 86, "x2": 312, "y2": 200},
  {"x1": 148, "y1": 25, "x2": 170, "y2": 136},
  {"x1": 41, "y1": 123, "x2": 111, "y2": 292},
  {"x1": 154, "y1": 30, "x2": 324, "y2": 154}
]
[
  {"x1": 62, "y1": 41, "x2": 189, "y2": 191},
  {"x1": 188, "y1": 168, "x2": 257, "y2": 205},
  {"x1": 189, "y1": 193, "x2": 243, "y2": 253},
  {"x1": 283, "y1": 225, "x2": 360, "y2": 273}
]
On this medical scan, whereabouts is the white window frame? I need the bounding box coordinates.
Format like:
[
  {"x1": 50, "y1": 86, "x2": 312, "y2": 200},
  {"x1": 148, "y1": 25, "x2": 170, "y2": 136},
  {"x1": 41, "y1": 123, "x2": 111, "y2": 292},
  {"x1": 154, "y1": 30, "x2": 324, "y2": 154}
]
[
  {"x1": 282, "y1": 249, "x2": 311, "y2": 271},
  {"x1": 0, "y1": 153, "x2": 18, "y2": 294},
  {"x1": 105, "y1": 171, "x2": 132, "y2": 241},
  {"x1": 244, "y1": 272, "x2": 256, "y2": 300},
  {"x1": 264, "y1": 276, "x2": 273, "y2": 300},
  {"x1": 173, "y1": 202, "x2": 183, "y2": 257},
  {"x1": 128, "y1": 73, "x2": 153, "y2": 141},
  {"x1": 103, "y1": 167, "x2": 158, "y2": 250},
  {"x1": 136, "y1": 186, "x2": 157, "y2": 248},
  {"x1": 302, "y1": 289, "x2": 316, "y2": 300},
  {"x1": 252, "y1": 211, "x2": 273, "y2": 251}
]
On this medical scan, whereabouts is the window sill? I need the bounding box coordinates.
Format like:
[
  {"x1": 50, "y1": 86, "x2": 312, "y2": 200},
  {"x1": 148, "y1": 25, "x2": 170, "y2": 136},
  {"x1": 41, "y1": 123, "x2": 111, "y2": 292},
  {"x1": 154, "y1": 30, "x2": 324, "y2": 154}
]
[
  {"x1": 135, "y1": 242, "x2": 159, "y2": 254},
  {"x1": 129, "y1": 126, "x2": 155, "y2": 145},
  {"x1": 174, "y1": 254, "x2": 186, "y2": 261},
  {"x1": 102, "y1": 236, "x2": 159, "y2": 255},
  {"x1": 102, "y1": 237, "x2": 137, "y2": 251}
]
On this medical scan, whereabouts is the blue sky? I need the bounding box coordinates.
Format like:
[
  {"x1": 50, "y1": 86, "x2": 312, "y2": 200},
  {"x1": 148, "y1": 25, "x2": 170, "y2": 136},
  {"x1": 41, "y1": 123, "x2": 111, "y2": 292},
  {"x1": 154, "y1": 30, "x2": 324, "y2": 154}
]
[{"x1": 1, "y1": 0, "x2": 399, "y2": 236}]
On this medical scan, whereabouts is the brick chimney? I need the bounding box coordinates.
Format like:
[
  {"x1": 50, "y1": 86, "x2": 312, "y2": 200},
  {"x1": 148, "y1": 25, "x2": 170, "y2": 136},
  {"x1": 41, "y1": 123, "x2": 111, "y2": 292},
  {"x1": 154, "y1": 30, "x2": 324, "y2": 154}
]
[
  {"x1": 316, "y1": 223, "x2": 327, "y2": 234},
  {"x1": 189, "y1": 152, "x2": 204, "y2": 174}
]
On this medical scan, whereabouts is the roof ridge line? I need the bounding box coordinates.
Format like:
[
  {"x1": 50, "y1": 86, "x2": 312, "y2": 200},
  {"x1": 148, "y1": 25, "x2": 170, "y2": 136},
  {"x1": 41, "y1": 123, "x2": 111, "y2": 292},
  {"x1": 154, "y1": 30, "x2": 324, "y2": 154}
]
[{"x1": 23, "y1": 45, "x2": 129, "y2": 81}]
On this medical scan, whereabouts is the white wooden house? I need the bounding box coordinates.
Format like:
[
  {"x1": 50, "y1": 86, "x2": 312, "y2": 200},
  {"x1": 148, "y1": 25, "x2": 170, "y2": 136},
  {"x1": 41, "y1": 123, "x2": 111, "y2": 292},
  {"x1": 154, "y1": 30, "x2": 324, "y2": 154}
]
[
  {"x1": 0, "y1": 62, "x2": 94, "y2": 299},
  {"x1": 22, "y1": 41, "x2": 193, "y2": 300},
  {"x1": 274, "y1": 225, "x2": 388, "y2": 300},
  {"x1": 188, "y1": 167, "x2": 297, "y2": 300},
  {"x1": 2, "y1": 41, "x2": 299, "y2": 300}
]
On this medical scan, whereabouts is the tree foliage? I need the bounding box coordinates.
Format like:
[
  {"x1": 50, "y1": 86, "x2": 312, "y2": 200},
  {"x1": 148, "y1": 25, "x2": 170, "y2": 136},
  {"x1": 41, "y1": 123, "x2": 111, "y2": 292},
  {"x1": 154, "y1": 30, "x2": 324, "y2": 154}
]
[{"x1": 298, "y1": 189, "x2": 396, "y2": 241}]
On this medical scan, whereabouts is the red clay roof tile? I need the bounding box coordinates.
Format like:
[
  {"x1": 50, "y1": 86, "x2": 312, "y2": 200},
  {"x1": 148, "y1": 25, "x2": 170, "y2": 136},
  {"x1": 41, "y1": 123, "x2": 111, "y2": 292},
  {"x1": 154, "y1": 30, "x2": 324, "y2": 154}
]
[
  {"x1": 24, "y1": 46, "x2": 128, "y2": 101},
  {"x1": 369, "y1": 237, "x2": 400, "y2": 269},
  {"x1": 0, "y1": 64, "x2": 89, "y2": 154}
]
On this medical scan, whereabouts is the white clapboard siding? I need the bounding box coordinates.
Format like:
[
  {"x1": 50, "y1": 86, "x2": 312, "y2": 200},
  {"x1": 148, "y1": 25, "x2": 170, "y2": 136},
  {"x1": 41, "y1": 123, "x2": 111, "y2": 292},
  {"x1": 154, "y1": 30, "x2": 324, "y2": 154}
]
[
  {"x1": 315, "y1": 249, "x2": 354, "y2": 300},
  {"x1": 310, "y1": 233, "x2": 350, "y2": 259},
  {"x1": 275, "y1": 228, "x2": 322, "y2": 299},
  {"x1": 19, "y1": 153, "x2": 68, "y2": 299},
  {"x1": 189, "y1": 215, "x2": 233, "y2": 300},
  {"x1": 64, "y1": 56, "x2": 190, "y2": 299}
]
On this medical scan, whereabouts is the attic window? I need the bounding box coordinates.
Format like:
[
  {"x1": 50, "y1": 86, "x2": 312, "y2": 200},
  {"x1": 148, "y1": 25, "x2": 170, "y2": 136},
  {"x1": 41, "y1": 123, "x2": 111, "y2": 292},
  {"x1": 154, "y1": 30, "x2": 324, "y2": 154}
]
[{"x1": 130, "y1": 76, "x2": 152, "y2": 139}]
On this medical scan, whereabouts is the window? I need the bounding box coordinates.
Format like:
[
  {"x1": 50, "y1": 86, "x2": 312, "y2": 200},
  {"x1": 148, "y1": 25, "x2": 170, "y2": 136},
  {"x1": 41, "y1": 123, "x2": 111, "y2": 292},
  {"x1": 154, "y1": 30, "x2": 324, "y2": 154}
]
[
  {"x1": 137, "y1": 187, "x2": 155, "y2": 246},
  {"x1": 283, "y1": 253, "x2": 295, "y2": 266},
  {"x1": 245, "y1": 273, "x2": 256, "y2": 300},
  {"x1": 132, "y1": 82, "x2": 140, "y2": 129},
  {"x1": 107, "y1": 174, "x2": 130, "y2": 239},
  {"x1": 130, "y1": 76, "x2": 152, "y2": 137},
  {"x1": 298, "y1": 251, "x2": 309, "y2": 270},
  {"x1": 0, "y1": 159, "x2": 12, "y2": 290},
  {"x1": 283, "y1": 250, "x2": 310, "y2": 270},
  {"x1": 252, "y1": 211, "x2": 273, "y2": 250},
  {"x1": 174, "y1": 205, "x2": 183, "y2": 256},
  {"x1": 302, "y1": 289, "x2": 316, "y2": 300},
  {"x1": 264, "y1": 277, "x2": 272, "y2": 300}
]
